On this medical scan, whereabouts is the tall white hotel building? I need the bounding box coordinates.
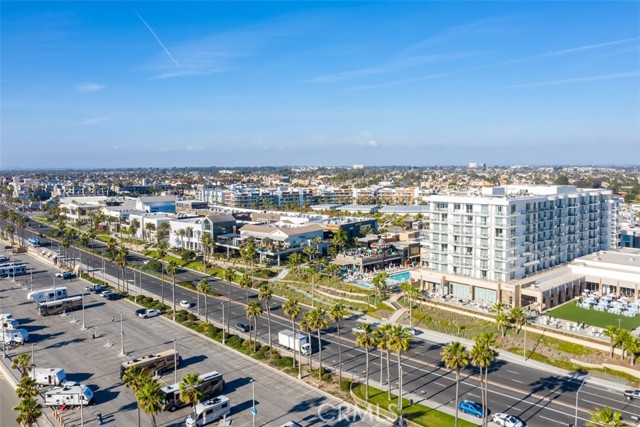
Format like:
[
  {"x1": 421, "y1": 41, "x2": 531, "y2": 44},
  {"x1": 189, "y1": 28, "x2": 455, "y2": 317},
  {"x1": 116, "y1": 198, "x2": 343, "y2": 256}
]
[{"x1": 412, "y1": 185, "x2": 619, "y2": 308}]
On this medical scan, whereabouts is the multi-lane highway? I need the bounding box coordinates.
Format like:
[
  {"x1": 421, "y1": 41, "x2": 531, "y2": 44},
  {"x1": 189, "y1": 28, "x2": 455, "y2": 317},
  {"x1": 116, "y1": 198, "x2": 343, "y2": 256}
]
[{"x1": 11, "y1": 213, "x2": 640, "y2": 427}]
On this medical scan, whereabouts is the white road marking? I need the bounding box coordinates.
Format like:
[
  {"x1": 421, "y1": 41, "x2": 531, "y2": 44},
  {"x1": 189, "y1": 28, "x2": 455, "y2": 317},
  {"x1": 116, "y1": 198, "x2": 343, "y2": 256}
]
[{"x1": 539, "y1": 415, "x2": 564, "y2": 424}]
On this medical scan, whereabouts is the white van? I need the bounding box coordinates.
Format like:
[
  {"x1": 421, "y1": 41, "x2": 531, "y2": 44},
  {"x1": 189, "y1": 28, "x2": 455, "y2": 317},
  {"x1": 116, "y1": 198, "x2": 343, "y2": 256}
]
[{"x1": 185, "y1": 395, "x2": 231, "y2": 426}]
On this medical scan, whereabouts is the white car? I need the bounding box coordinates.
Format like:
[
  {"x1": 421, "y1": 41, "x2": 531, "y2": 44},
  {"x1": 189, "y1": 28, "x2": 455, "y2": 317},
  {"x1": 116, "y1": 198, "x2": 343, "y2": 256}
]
[
  {"x1": 179, "y1": 300, "x2": 194, "y2": 309},
  {"x1": 406, "y1": 327, "x2": 418, "y2": 336},
  {"x1": 279, "y1": 422, "x2": 302, "y2": 427},
  {"x1": 351, "y1": 323, "x2": 379, "y2": 334},
  {"x1": 138, "y1": 309, "x2": 161, "y2": 319},
  {"x1": 492, "y1": 413, "x2": 525, "y2": 427}
]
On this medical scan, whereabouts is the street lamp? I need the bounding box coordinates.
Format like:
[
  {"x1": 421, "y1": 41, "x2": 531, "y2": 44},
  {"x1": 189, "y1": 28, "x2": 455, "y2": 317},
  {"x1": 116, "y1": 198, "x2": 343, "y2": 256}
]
[
  {"x1": 221, "y1": 303, "x2": 226, "y2": 345},
  {"x1": 575, "y1": 375, "x2": 588, "y2": 426},
  {"x1": 79, "y1": 384, "x2": 85, "y2": 427},
  {"x1": 398, "y1": 365, "x2": 404, "y2": 427},
  {"x1": 119, "y1": 311, "x2": 125, "y2": 356},
  {"x1": 81, "y1": 292, "x2": 86, "y2": 330},
  {"x1": 251, "y1": 378, "x2": 256, "y2": 427},
  {"x1": 173, "y1": 339, "x2": 178, "y2": 384},
  {"x1": 523, "y1": 320, "x2": 528, "y2": 361}
]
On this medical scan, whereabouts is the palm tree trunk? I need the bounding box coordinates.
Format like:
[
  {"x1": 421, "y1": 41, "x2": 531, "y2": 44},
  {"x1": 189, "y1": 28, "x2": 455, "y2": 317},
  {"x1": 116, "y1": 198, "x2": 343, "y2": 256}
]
[
  {"x1": 317, "y1": 329, "x2": 322, "y2": 379},
  {"x1": 291, "y1": 319, "x2": 296, "y2": 369},
  {"x1": 454, "y1": 370, "x2": 460, "y2": 427},
  {"x1": 267, "y1": 307, "x2": 272, "y2": 353},
  {"x1": 172, "y1": 277, "x2": 176, "y2": 321},
  {"x1": 307, "y1": 330, "x2": 312, "y2": 372},
  {"x1": 253, "y1": 317, "x2": 257, "y2": 353},
  {"x1": 386, "y1": 349, "x2": 391, "y2": 399},
  {"x1": 137, "y1": 404, "x2": 141, "y2": 427},
  {"x1": 483, "y1": 367, "x2": 489, "y2": 427},
  {"x1": 161, "y1": 267, "x2": 165, "y2": 306},
  {"x1": 204, "y1": 292, "x2": 208, "y2": 323},
  {"x1": 397, "y1": 353, "x2": 402, "y2": 409}
]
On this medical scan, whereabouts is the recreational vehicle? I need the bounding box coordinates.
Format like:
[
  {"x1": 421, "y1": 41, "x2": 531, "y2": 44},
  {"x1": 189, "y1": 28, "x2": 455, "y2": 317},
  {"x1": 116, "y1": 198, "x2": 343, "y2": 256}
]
[
  {"x1": 1, "y1": 329, "x2": 29, "y2": 344},
  {"x1": 185, "y1": 395, "x2": 231, "y2": 427},
  {"x1": 160, "y1": 371, "x2": 224, "y2": 412},
  {"x1": 0, "y1": 262, "x2": 27, "y2": 277},
  {"x1": 43, "y1": 382, "x2": 94, "y2": 407},
  {"x1": 30, "y1": 368, "x2": 67, "y2": 387},
  {"x1": 27, "y1": 287, "x2": 68, "y2": 303},
  {"x1": 38, "y1": 296, "x2": 82, "y2": 316},
  {"x1": 120, "y1": 349, "x2": 181, "y2": 379}
]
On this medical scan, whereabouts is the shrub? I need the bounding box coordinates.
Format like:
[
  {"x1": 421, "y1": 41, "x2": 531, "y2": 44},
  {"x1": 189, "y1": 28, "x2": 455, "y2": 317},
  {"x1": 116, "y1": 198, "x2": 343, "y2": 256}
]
[
  {"x1": 142, "y1": 259, "x2": 162, "y2": 273},
  {"x1": 278, "y1": 357, "x2": 294, "y2": 368},
  {"x1": 340, "y1": 380, "x2": 352, "y2": 392}
]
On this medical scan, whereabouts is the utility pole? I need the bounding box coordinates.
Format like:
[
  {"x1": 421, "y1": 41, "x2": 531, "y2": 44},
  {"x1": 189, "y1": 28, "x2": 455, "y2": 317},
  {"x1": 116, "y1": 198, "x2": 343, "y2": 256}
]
[
  {"x1": 173, "y1": 339, "x2": 178, "y2": 384},
  {"x1": 81, "y1": 292, "x2": 86, "y2": 330},
  {"x1": 221, "y1": 303, "x2": 226, "y2": 345},
  {"x1": 119, "y1": 310, "x2": 125, "y2": 356},
  {"x1": 398, "y1": 365, "x2": 404, "y2": 426}
]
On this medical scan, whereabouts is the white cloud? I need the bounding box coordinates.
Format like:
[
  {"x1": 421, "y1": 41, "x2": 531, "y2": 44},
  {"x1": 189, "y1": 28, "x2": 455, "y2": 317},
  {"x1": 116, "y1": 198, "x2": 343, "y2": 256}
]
[
  {"x1": 76, "y1": 82, "x2": 105, "y2": 93},
  {"x1": 508, "y1": 71, "x2": 640, "y2": 88},
  {"x1": 76, "y1": 117, "x2": 109, "y2": 125}
]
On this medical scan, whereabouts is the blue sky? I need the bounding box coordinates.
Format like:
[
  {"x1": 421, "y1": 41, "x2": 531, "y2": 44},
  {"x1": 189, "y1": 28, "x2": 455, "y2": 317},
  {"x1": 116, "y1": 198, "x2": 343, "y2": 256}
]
[{"x1": 1, "y1": 1, "x2": 639, "y2": 169}]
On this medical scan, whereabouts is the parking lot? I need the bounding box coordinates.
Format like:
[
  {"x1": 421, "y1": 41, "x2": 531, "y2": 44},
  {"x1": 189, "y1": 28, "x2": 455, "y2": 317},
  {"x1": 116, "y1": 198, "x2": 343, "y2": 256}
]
[{"x1": 0, "y1": 252, "x2": 387, "y2": 427}]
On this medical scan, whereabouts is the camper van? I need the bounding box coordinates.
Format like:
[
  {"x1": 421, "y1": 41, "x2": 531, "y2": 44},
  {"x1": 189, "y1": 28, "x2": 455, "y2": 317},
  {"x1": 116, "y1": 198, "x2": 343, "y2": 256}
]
[
  {"x1": 38, "y1": 296, "x2": 82, "y2": 316},
  {"x1": 27, "y1": 287, "x2": 68, "y2": 303},
  {"x1": 185, "y1": 395, "x2": 231, "y2": 427},
  {"x1": 1, "y1": 329, "x2": 29, "y2": 344},
  {"x1": 160, "y1": 371, "x2": 224, "y2": 412},
  {"x1": 43, "y1": 382, "x2": 94, "y2": 407},
  {"x1": 0, "y1": 262, "x2": 27, "y2": 277},
  {"x1": 3, "y1": 318, "x2": 19, "y2": 330},
  {"x1": 30, "y1": 368, "x2": 67, "y2": 387},
  {"x1": 120, "y1": 349, "x2": 181, "y2": 379}
]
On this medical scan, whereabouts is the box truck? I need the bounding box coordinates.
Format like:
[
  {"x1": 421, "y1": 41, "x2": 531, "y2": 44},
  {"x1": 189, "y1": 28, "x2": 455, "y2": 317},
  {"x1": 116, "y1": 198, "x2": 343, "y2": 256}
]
[{"x1": 278, "y1": 330, "x2": 311, "y2": 355}]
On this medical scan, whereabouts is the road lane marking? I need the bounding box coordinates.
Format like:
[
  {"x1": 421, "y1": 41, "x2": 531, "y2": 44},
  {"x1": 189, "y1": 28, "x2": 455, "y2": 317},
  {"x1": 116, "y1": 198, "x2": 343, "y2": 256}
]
[
  {"x1": 507, "y1": 370, "x2": 519, "y2": 375},
  {"x1": 511, "y1": 379, "x2": 524, "y2": 384},
  {"x1": 539, "y1": 415, "x2": 564, "y2": 424}
]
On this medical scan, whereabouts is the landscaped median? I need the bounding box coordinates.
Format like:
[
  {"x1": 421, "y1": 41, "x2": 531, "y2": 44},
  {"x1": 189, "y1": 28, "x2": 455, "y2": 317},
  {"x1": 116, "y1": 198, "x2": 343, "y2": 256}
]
[{"x1": 350, "y1": 382, "x2": 478, "y2": 427}]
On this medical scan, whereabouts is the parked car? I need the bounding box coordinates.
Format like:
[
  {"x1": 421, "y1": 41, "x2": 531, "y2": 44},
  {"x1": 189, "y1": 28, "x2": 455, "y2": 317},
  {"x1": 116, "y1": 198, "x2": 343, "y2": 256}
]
[
  {"x1": 139, "y1": 309, "x2": 161, "y2": 319},
  {"x1": 351, "y1": 323, "x2": 379, "y2": 334},
  {"x1": 85, "y1": 284, "x2": 107, "y2": 294},
  {"x1": 459, "y1": 400, "x2": 485, "y2": 418},
  {"x1": 134, "y1": 308, "x2": 147, "y2": 316},
  {"x1": 99, "y1": 290, "x2": 112, "y2": 298},
  {"x1": 235, "y1": 322, "x2": 250, "y2": 333},
  {"x1": 55, "y1": 271, "x2": 74, "y2": 279},
  {"x1": 179, "y1": 300, "x2": 194, "y2": 309},
  {"x1": 624, "y1": 389, "x2": 640, "y2": 400},
  {"x1": 406, "y1": 327, "x2": 418, "y2": 336},
  {"x1": 279, "y1": 422, "x2": 302, "y2": 427},
  {"x1": 492, "y1": 413, "x2": 525, "y2": 427},
  {"x1": 104, "y1": 292, "x2": 124, "y2": 301}
]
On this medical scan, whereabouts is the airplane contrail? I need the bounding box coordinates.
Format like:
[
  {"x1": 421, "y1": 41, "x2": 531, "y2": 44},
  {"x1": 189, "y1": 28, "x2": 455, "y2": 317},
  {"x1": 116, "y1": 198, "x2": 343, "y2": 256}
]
[{"x1": 134, "y1": 10, "x2": 181, "y2": 68}]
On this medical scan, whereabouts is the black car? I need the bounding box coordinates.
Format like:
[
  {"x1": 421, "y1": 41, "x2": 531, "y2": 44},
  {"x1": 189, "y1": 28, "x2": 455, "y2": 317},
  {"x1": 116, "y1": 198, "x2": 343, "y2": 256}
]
[
  {"x1": 235, "y1": 322, "x2": 251, "y2": 333},
  {"x1": 135, "y1": 308, "x2": 147, "y2": 316},
  {"x1": 104, "y1": 292, "x2": 124, "y2": 301}
]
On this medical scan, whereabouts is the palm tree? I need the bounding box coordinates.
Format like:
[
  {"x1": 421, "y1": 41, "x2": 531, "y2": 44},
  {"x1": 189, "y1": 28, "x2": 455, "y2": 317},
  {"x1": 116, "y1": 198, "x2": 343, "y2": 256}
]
[
  {"x1": 179, "y1": 372, "x2": 204, "y2": 412},
  {"x1": 371, "y1": 272, "x2": 388, "y2": 299},
  {"x1": 509, "y1": 307, "x2": 527, "y2": 333},
  {"x1": 122, "y1": 365, "x2": 147, "y2": 427},
  {"x1": 495, "y1": 312, "x2": 511, "y2": 337},
  {"x1": 376, "y1": 324, "x2": 394, "y2": 399},
  {"x1": 331, "y1": 228, "x2": 348, "y2": 253},
  {"x1": 307, "y1": 308, "x2": 328, "y2": 379},
  {"x1": 258, "y1": 284, "x2": 274, "y2": 352},
  {"x1": 200, "y1": 233, "x2": 213, "y2": 269},
  {"x1": 303, "y1": 244, "x2": 317, "y2": 263},
  {"x1": 185, "y1": 227, "x2": 194, "y2": 250},
  {"x1": 197, "y1": 279, "x2": 209, "y2": 322},
  {"x1": 328, "y1": 303, "x2": 347, "y2": 383},
  {"x1": 586, "y1": 406, "x2": 627, "y2": 427},
  {"x1": 166, "y1": 260, "x2": 178, "y2": 321},
  {"x1": 604, "y1": 325, "x2": 621, "y2": 357},
  {"x1": 178, "y1": 228, "x2": 186, "y2": 250},
  {"x1": 106, "y1": 237, "x2": 118, "y2": 260},
  {"x1": 239, "y1": 274, "x2": 252, "y2": 304},
  {"x1": 283, "y1": 299, "x2": 301, "y2": 370},
  {"x1": 156, "y1": 241, "x2": 169, "y2": 306},
  {"x1": 626, "y1": 336, "x2": 640, "y2": 367},
  {"x1": 221, "y1": 267, "x2": 235, "y2": 283},
  {"x1": 618, "y1": 329, "x2": 633, "y2": 360},
  {"x1": 16, "y1": 376, "x2": 39, "y2": 399},
  {"x1": 240, "y1": 238, "x2": 257, "y2": 272},
  {"x1": 441, "y1": 341, "x2": 469, "y2": 427},
  {"x1": 157, "y1": 221, "x2": 170, "y2": 242},
  {"x1": 355, "y1": 323, "x2": 377, "y2": 401},
  {"x1": 137, "y1": 376, "x2": 163, "y2": 427},
  {"x1": 6, "y1": 224, "x2": 15, "y2": 245},
  {"x1": 11, "y1": 353, "x2": 34, "y2": 378},
  {"x1": 388, "y1": 326, "x2": 411, "y2": 417},
  {"x1": 14, "y1": 397, "x2": 42, "y2": 427},
  {"x1": 145, "y1": 222, "x2": 156, "y2": 244},
  {"x1": 116, "y1": 245, "x2": 129, "y2": 293},
  {"x1": 492, "y1": 302, "x2": 508, "y2": 315},
  {"x1": 287, "y1": 252, "x2": 304, "y2": 273},
  {"x1": 245, "y1": 301, "x2": 263, "y2": 352},
  {"x1": 470, "y1": 333, "x2": 498, "y2": 427},
  {"x1": 60, "y1": 237, "x2": 70, "y2": 266}
]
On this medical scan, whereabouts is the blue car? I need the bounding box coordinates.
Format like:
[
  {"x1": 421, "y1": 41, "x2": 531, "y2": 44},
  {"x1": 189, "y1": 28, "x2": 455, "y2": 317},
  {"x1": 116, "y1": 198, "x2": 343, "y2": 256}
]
[{"x1": 459, "y1": 400, "x2": 485, "y2": 418}]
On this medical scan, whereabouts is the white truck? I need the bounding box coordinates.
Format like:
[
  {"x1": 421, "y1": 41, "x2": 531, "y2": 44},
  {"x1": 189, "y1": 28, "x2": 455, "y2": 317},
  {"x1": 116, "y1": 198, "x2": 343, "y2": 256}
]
[
  {"x1": 185, "y1": 395, "x2": 231, "y2": 427},
  {"x1": 30, "y1": 368, "x2": 67, "y2": 387},
  {"x1": 43, "y1": 381, "x2": 94, "y2": 407},
  {"x1": 278, "y1": 330, "x2": 311, "y2": 356},
  {"x1": 27, "y1": 287, "x2": 68, "y2": 303}
]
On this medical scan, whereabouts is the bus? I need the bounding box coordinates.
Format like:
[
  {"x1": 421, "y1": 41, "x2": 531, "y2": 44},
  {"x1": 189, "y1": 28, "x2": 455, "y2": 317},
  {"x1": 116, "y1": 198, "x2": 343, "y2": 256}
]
[
  {"x1": 160, "y1": 371, "x2": 224, "y2": 412},
  {"x1": 120, "y1": 349, "x2": 181, "y2": 379},
  {"x1": 0, "y1": 262, "x2": 27, "y2": 277},
  {"x1": 38, "y1": 296, "x2": 82, "y2": 316}
]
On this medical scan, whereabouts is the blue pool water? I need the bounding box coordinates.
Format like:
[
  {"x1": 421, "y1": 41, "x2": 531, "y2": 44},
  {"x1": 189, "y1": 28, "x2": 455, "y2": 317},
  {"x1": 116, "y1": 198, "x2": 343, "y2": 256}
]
[{"x1": 389, "y1": 271, "x2": 410, "y2": 282}]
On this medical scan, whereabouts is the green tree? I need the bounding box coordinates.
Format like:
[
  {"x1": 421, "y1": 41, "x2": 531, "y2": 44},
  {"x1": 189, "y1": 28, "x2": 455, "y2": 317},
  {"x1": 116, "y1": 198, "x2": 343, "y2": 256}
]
[
  {"x1": 283, "y1": 299, "x2": 301, "y2": 370},
  {"x1": 246, "y1": 301, "x2": 263, "y2": 352},
  {"x1": 239, "y1": 274, "x2": 252, "y2": 304},
  {"x1": 553, "y1": 174, "x2": 570, "y2": 185},
  {"x1": 355, "y1": 323, "x2": 377, "y2": 401},
  {"x1": 287, "y1": 253, "x2": 304, "y2": 272},
  {"x1": 116, "y1": 245, "x2": 129, "y2": 293},
  {"x1": 122, "y1": 365, "x2": 147, "y2": 427},
  {"x1": 200, "y1": 233, "x2": 213, "y2": 269},
  {"x1": 441, "y1": 341, "x2": 469, "y2": 427},
  {"x1": 604, "y1": 326, "x2": 621, "y2": 358},
  {"x1": 11, "y1": 354, "x2": 34, "y2": 378},
  {"x1": 137, "y1": 376, "x2": 163, "y2": 427},
  {"x1": 145, "y1": 222, "x2": 156, "y2": 244},
  {"x1": 509, "y1": 307, "x2": 527, "y2": 333},
  {"x1": 371, "y1": 272, "x2": 388, "y2": 299},
  {"x1": 179, "y1": 372, "x2": 204, "y2": 411},
  {"x1": 586, "y1": 406, "x2": 627, "y2": 427},
  {"x1": 495, "y1": 312, "x2": 511, "y2": 337},
  {"x1": 166, "y1": 260, "x2": 178, "y2": 321},
  {"x1": 240, "y1": 238, "x2": 257, "y2": 271},
  {"x1": 331, "y1": 228, "x2": 348, "y2": 253},
  {"x1": 14, "y1": 397, "x2": 42, "y2": 427},
  {"x1": 197, "y1": 279, "x2": 209, "y2": 323},
  {"x1": 470, "y1": 333, "x2": 498, "y2": 427},
  {"x1": 307, "y1": 308, "x2": 328, "y2": 379},
  {"x1": 15, "y1": 376, "x2": 38, "y2": 399},
  {"x1": 328, "y1": 303, "x2": 347, "y2": 383},
  {"x1": 258, "y1": 284, "x2": 274, "y2": 352},
  {"x1": 388, "y1": 326, "x2": 411, "y2": 417}
]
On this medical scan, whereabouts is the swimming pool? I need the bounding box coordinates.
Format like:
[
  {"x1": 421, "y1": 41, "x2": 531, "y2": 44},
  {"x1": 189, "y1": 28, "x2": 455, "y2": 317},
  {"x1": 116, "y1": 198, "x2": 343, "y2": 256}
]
[{"x1": 389, "y1": 271, "x2": 410, "y2": 282}]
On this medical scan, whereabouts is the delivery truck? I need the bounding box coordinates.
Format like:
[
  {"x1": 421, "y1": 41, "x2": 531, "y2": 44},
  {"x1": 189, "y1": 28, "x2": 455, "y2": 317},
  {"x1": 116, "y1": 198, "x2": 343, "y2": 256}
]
[{"x1": 278, "y1": 330, "x2": 311, "y2": 356}]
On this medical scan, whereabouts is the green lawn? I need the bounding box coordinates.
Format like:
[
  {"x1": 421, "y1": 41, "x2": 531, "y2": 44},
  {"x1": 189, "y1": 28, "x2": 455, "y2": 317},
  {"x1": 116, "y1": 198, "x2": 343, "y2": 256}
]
[
  {"x1": 353, "y1": 383, "x2": 478, "y2": 427},
  {"x1": 548, "y1": 302, "x2": 640, "y2": 330}
]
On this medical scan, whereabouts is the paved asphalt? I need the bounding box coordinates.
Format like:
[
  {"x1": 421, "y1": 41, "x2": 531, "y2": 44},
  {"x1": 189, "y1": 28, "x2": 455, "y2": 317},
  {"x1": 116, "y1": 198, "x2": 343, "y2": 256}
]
[
  {"x1": 0, "y1": 367, "x2": 20, "y2": 427},
  {"x1": 1, "y1": 253, "x2": 387, "y2": 427},
  {"x1": 7, "y1": 214, "x2": 640, "y2": 427}
]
